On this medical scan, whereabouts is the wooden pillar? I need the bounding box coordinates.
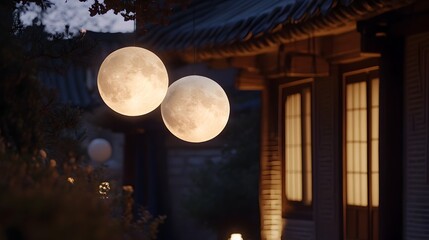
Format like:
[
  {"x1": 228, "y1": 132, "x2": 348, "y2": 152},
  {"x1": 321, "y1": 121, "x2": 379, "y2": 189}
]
[
  {"x1": 123, "y1": 133, "x2": 137, "y2": 187},
  {"x1": 314, "y1": 67, "x2": 342, "y2": 240},
  {"x1": 378, "y1": 35, "x2": 404, "y2": 240},
  {"x1": 122, "y1": 124, "x2": 166, "y2": 215},
  {"x1": 260, "y1": 78, "x2": 282, "y2": 240},
  {"x1": 122, "y1": 132, "x2": 148, "y2": 208}
]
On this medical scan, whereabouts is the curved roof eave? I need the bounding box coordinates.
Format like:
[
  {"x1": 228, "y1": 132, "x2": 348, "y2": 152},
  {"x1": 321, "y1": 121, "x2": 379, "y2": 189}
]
[{"x1": 140, "y1": 0, "x2": 414, "y2": 60}]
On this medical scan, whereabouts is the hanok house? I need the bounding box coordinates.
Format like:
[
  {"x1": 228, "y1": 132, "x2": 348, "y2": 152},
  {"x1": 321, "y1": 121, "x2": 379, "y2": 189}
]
[{"x1": 140, "y1": 0, "x2": 429, "y2": 239}]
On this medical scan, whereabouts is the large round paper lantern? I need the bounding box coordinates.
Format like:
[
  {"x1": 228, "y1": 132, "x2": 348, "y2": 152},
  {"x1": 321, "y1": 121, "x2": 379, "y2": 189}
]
[
  {"x1": 88, "y1": 138, "x2": 112, "y2": 163},
  {"x1": 161, "y1": 75, "x2": 230, "y2": 143},
  {"x1": 97, "y1": 47, "x2": 168, "y2": 116}
]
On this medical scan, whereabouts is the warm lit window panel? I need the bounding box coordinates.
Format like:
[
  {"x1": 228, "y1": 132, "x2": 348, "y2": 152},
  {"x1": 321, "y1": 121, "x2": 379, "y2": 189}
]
[
  {"x1": 353, "y1": 144, "x2": 360, "y2": 172},
  {"x1": 345, "y1": 78, "x2": 379, "y2": 207},
  {"x1": 371, "y1": 78, "x2": 379, "y2": 107},
  {"x1": 361, "y1": 143, "x2": 367, "y2": 174},
  {"x1": 353, "y1": 174, "x2": 360, "y2": 205},
  {"x1": 353, "y1": 110, "x2": 359, "y2": 143},
  {"x1": 360, "y1": 109, "x2": 367, "y2": 141},
  {"x1": 371, "y1": 78, "x2": 379, "y2": 207},
  {"x1": 347, "y1": 111, "x2": 353, "y2": 141},
  {"x1": 372, "y1": 108, "x2": 379, "y2": 139},
  {"x1": 371, "y1": 141, "x2": 379, "y2": 172},
  {"x1": 346, "y1": 82, "x2": 368, "y2": 206},
  {"x1": 285, "y1": 93, "x2": 302, "y2": 201},
  {"x1": 361, "y1": 173, "x2": 368, "y2": 206},
  {"x1": 346, "y1": 84, "x2": 353, "y2": 110},
  {"x1": 372, "y1": 173, "x2": 379, "y2": 206},
  {"x1": 347, "y1": 174, "x2": 354, "y2": 205},
  {"x1": 347, "y1": 143, "x2": 353, "y2": 172},
  {"x1": 284, "y1": 88, "x2": 312, "y2": 204},
  {"x1": 304, "y1": 89, "x2": 312, "y2": 204},
  {"x1": 359, "y1": 82, "x2": 366, "y2": 108},
  {"x1": 353, "y1": 84, "x2": 359, "y2": 109}
]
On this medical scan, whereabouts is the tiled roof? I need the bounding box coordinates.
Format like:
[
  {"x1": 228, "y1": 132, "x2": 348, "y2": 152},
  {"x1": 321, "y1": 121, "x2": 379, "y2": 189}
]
[
  {"x1": 141, "y1": 0, "x2": 414, "y2": 59},
  {"x1": 39, "y1": 63, "x2": 95, "y2": 108},
  {"x1": 38, "y1": 32, "x2": 134, "y2": 108}
]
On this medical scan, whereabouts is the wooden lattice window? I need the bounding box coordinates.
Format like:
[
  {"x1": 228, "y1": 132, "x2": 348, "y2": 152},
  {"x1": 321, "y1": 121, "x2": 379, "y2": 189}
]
[
  {"x1": 284, "y1": 87, "x2": 312, "y2": 205},
  {"x1": 344, "y1": 68, "x2": 379, "y2": 240},
  {"x1": 345, "y1": 78, "x2": 379, "y2": 207}
]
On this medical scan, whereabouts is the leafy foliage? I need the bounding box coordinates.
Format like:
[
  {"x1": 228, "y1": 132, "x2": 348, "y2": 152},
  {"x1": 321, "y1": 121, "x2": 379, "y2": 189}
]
[
  {"x1": 0, "y1": 153, "x2": 120, "y2": 240},
  {"x1": 0, "y1": 2, "x2": 165, "y2": 239},
  {"x1": 0, "y1": 17, "x2": 87, "y2": 162},
  {"x1": 14, "y1": 0, "x2": 190, "y2": 26},
  {"x1": 122, "y1": 186, "x2": 166, "y2": 240},
  {"x1": 0, "y1": 151, "x2": 166, "y2": 240},
  {"x1": 84, "y1": 0, "x2": 189, "y2": 23}
]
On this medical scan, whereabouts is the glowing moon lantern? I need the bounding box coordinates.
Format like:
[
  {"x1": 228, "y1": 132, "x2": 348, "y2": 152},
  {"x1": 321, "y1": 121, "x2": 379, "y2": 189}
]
[
  {"x1": 88, "y1": 138, "x2": 112, "y2": 163},
  {"x1": 161, "y1": 75, "x2": 230, "y2": 143},
  {"x1": 97, "y1": 47, "x2": 168, "y2": 116}
]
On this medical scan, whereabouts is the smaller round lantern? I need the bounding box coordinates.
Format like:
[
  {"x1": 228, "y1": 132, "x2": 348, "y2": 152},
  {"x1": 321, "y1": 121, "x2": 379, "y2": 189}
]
[
  {"x1": 161, "y1": 75, "x2": 230, "y2": 143},
  {"x1": 88, "y1": 138, "x2": 112, "y2": 163}
]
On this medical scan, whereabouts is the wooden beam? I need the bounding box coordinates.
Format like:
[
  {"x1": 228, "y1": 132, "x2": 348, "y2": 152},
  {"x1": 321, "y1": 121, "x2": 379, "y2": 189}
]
[
  {"x1": 208, "y1": 58, "x2": 230, "y2": 69},
  {"x1": 236, "y1": 70, "x2": 265, "y2": 90},
  {"x1": 256, "y1": 51, "x2": 330, "y2": 78},
  {"x1": 322, "y1": 30, "x2": 380, "y2": 63},
  {"x1": 210, "y1": 30, "x2": 380, "y2": 83},
  {"x1": 208, "y1": 56, "x2": 260, "y2": 71},
  {"x1": 284, "y1": 53, "x2": 329, "y2": 77},
  {"x1": 230, "y1": 55, "x2": 258, "y2": 71},
  {"x1": 328, "y1": 52, "x2": 380, "y2": 64},
  {"x1": 257, "y1": 52, "x2": 279, "y2": 75}
]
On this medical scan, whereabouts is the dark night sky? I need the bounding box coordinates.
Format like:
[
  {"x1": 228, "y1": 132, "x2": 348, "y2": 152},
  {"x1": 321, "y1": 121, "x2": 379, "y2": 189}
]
[{"x1": 19, "y1": 0, "x2": 134, "y2": 34}]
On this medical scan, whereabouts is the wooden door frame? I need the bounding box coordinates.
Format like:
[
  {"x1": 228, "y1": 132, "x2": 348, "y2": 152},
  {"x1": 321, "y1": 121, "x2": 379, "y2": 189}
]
[{"x1": 341, "y1": 65, "x2": 380, "y2": 240}]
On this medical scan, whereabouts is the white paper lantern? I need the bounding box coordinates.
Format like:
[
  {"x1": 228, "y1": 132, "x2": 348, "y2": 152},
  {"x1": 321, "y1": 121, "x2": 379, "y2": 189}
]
[
  {"x1": 161, "y1": 75, "x2": 230, "y2": 143},
  {"x1": 97, "y1": 47, "x2": 169, "y2": 116},
  {"x1": 88, "y1": 138, "x2": 112, "y2": 162},
  {"x1": 230, "y1": 233, "x2": 243, "y2": 240}
]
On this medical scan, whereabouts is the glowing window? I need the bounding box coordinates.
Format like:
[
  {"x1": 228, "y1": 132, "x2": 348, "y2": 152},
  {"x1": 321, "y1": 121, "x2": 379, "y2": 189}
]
[
  {"x1": 345, "y1": 79, "x2": 379, "y2": 207},
  {"x1": 371, "y1": 78, "x2": 379, "y2": 207},
  {"x1": 285, "y1": 88, "x2": 312, "y2": 204}
]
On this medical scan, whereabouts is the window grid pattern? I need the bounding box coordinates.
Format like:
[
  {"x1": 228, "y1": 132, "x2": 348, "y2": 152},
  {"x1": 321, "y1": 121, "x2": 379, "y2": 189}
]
[
  {"x1": 345, "y1": 79, "x2": 379, "y2": 207},
  {"x1": 285, "y1": 93, "x2": 302, "y2": 201},
  {"x1": 284, "y1": 89, "x2": 312, "y2": 204},
  {"x1": 371, "y1": 78, "x2": 379, "y2": 207},
  {"x1": 304, "y1": 89, "x2": 312, "y2": 204},
  {"x1": 346, "y1": 82, "x2": 368, "y2": 206}
]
